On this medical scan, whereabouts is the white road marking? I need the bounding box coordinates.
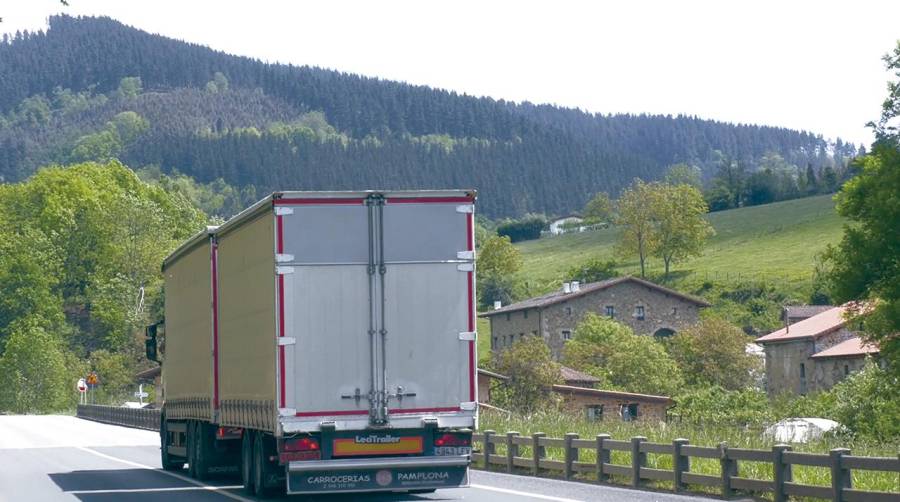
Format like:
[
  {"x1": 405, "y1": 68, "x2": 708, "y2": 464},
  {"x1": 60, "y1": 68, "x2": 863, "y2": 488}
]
[
  {"x1": 75, "y1": 447, "x2": 254, "y2": 502},
  {"x1": 471, "y1": 483, "x2": 585, "y2": 501},
  {"x1": 71, "y1": 486, "x2": 243, "y2": 494}
]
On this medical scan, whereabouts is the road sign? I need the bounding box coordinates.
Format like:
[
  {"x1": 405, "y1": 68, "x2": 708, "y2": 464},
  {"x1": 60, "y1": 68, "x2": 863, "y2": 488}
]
[
  {"x1": 77, "y1": 378, "x2": 86, "y2": 392},
  {"x1": 86, "y1": 371, "x2": 99, "y2": 388},
  {"x1": 134, "y1": 391, "x2": 149, "y2": 398}
]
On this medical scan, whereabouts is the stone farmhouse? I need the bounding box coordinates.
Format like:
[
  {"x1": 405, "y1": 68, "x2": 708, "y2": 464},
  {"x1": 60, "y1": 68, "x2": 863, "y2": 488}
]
[
  {"x1": 481, "y1": 276, "x2": 711, "y2": 358},
  {"x1": 756, "y1": 305, "x2": 879, "y2": 396}
]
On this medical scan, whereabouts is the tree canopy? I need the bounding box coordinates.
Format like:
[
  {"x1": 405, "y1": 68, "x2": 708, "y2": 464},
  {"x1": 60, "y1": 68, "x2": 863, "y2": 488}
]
[{"x1": 826, "y1": 41, "x2": 900, "y2": 374}]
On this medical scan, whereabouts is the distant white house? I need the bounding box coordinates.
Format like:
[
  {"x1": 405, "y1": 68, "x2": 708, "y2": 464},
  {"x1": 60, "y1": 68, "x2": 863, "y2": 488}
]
[{"x1": 548, "y1": 215, "x2": 584, "y2": 235}]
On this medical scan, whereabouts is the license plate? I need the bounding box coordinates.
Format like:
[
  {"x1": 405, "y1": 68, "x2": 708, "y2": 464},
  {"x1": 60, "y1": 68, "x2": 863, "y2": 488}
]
[{"x1": 434, "y1": 446, "x2": 471, "y2": 456}]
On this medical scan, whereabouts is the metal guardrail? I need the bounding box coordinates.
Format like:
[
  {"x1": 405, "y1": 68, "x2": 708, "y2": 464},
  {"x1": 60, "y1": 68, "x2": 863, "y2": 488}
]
[
  {"x1": 76, "y1": 404, "x2": 160, "y2": 431},
  {"x1": 473, "y1": 431, "x2": 900, "y2": 502}
]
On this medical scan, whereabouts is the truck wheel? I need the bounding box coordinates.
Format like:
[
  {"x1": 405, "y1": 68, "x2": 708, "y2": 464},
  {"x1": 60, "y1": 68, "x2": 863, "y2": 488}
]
[
  {"x1": 159, "y1": 418, "x2": 183, "y2": 471},
  {"x1": 241, "y1": 430, "x2": 255, "y2": 494},
  {"x1": 253, "y1": 432, "x2": 278, "y2": 498},
  {"x1": 192, "y1": 422, "x2": 211, "y2": 480}
]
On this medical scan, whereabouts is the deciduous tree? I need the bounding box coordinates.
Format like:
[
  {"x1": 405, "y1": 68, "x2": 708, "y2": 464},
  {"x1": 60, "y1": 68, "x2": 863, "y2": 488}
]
[
  {"x1": 827, "y1": 41, "x2": 900, "y2": 374},
  {"x1": 652, "y1": 183, "x2": 714, "y2": 277}
]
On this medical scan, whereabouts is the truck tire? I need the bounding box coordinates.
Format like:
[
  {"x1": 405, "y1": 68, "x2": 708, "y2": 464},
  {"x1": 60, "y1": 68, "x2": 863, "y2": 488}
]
[
  {"x1": 253, "y1": 432, "x2": 279, "y2": 498},
  {"x1": 159, "y1": 418, "x2": 184, "y2": 471},
  {"x1": 241, "y1": 430, "x2": 255, "y2": 494},
  {"x1": 192, "y1": 421, "x2": 212, "y2": 480}
]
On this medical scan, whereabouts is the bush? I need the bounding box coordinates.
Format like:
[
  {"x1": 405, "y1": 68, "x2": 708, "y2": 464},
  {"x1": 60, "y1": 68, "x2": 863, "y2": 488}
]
[
  {"x1": 563, "y1": 314, "x2": 683, "y2": 396},
  {"x1": 668, "y1": 317, "x2": 760, "y2": 390},
  {"x1": 497, "y1": 215, "x2": 547, "y2": 242},
  {"x1": 565, "y1": 258, "x2": 619, "y2": 284},
  {"x1": 490, "y1": 336, "x2": 562, "y2": 413},
  {"x1": 0, "y1": 321, "x2": 70, "y2": 413}
]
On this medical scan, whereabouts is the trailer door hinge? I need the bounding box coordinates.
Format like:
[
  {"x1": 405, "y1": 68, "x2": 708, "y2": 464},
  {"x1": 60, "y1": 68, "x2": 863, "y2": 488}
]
[
  {"x1": 456, "y1": 250, "x2": 475, "y2": 260},
  {"x1": 456, "y1": 263, "x2": 474, "y2": 272},
  {"x1": 278, "y1": 407, "x2": 296, "y2": 416},
  {"x1": 277, "y1": 337, "x2": 296, "y2": 346},
  {"x1": 276, "y1": 266, "x2": 295, "y2": 275},
  {"x1": 460, "y1": 401, "x2": 477, "y2": 411},
  {"x1": 456, "y1": 204, "x2": 474, "y2": 214},
  {"x1": 458, "y1": 331, "x2": 476, "y2": 341},
  {"x1": 275, "y1": 207, "x2": 294, "y2": 216},
  {"x1": 275, "y1": 253, "x2": 295, "y2": 263}
]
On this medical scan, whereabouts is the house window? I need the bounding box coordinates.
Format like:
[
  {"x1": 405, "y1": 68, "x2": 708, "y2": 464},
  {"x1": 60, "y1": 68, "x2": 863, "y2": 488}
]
[
  {"x1": 519, "y1": 332, "x2": 524, "y2": 341},
  {"x1": 844, "y1": 365, "x2": 850, "y2": 376},
  {"x1": 562, "y1": 330, "x2": 572, "y2": 341},
  {"x1": 491, "y1": 336, "x2": 497, "y2": 350},
  {"x1": 506, "y1": 313, "x2": 511, "y2": 321},
  {"x1": 524, "y1": 310, "x2": 528, "y2": 319},
  {"x1": 532, "y1": 330, "x2": 538, "y2": 337},
  {"x1": 800, "y1": 363, "x2": 805, "y2": 378},
  {"x1": 586, "y1": 405, "x2": 604, "y2": 421},
  {"x1": 605, "y1": 305, "x2": 615, "y2": 318},
  {"x1": 634, "y1": 305, "x2": 645, "y2": 321},
  {"x1": 620, "y1": 403, "x2": 639, "y2": 421},
  {"x1": 565, "y1": 306, "x2": 572, "y2": 315}
]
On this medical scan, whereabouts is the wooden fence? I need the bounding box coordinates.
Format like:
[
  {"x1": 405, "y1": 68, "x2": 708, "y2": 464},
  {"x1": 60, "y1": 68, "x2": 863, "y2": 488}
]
[{"x1": 473, "y1": 431, "x2": 900, "y2": 502}]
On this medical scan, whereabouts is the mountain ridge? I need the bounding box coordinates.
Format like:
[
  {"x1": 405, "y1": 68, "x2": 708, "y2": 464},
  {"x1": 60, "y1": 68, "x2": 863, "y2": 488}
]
[{"x1": 0, "y1": 15, "x2": 860, "y2": 217}]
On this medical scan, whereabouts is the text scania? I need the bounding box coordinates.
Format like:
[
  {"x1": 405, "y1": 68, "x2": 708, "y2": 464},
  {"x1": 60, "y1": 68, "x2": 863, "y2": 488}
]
[
  {"x1": 354, "y1": 435, "x2": 402, "y2": 444},
  {"x1": 307, "y1": 474, "x2": 370, "y2": 484},
  {"x1": 397, "y1": 472, "x2": 450, "y2": 481}
]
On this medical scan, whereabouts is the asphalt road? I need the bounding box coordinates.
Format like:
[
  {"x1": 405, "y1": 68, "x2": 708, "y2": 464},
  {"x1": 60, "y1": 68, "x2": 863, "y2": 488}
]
[{"x1": 0, "y1": 416, "x2": 728, "y2": 502}]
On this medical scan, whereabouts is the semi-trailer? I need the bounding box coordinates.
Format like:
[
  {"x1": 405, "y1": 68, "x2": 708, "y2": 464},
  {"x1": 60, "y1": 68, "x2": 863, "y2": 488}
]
[{"x1": 149, "y1": 190, "x2": 477, "y2": 496}]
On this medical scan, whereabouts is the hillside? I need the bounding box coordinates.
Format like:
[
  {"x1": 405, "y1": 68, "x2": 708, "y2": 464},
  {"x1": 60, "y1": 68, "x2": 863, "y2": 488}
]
[
  {"x1": 0, "y1": 16, "x2": 860, "y2": 217},
  {"x1": 515, "y1": 194, "x2": 843, "y2": 292}
]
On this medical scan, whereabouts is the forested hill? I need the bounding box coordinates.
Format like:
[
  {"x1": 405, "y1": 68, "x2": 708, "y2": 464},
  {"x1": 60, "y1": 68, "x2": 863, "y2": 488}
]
[{"x1": 0, "y1": 15, "x2": 860, "y2": 217}]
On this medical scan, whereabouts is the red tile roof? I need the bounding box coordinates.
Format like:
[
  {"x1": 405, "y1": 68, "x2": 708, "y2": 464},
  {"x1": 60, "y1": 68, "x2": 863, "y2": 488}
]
[
  {"x1": 756, "y1": 306, "x2": 848, "y2": 344},
  {"x1": 479, "y1": 276, "x2": 710, "y2": 317},
  {"x1": 811, "y1": 337, "x2": 879, "y2": 359}
]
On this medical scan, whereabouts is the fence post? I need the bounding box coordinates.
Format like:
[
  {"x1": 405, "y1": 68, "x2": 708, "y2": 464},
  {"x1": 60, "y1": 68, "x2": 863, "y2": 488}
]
[
  {"x1": 773, "y1": 444, "x2": 792, "y2": 502},
  {"x1": 506, "y1": 431, "x2": 519, "y2": 473},
  {"x1": 564, "y1": 433, "x2": 579, "y2": 480},
  {"x1": 631, "y1": 436, "x2": 647, "y2": 488},
  {"x1": 673, "y1": 438, "x2": 690, "y2": 492},
  {"x1": 719, "y1": 442, "x2": 737, "y2": 498},
  {"x1": 532, "y1": 432, "x2": 545, "y2": 476},
  {"x1": 482, "y1": 430, "x2": 495, "y2": 470},
  {"x1": 829, "y1": 448, "x2": 851, "y2": 502},
  {"x1": 596, "y1": 434, "x2": 611, "y2": 483}
]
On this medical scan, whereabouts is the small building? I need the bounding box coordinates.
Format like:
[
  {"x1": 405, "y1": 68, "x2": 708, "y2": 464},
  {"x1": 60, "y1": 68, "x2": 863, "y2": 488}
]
[
  {"x1": 553, "y1": 385, "x2": 672, "y2": 423},
  {"x1": 476, "y1": 368, "x2": 672, "y2": 423},
  {"x1": 481, "y1": 276, "x2": 710, "y2": 358},
  {"x1": 559, "y1": 365, "x2": 600, "y2": 388},
  {"x1": 756, "y1": 305, "x2": 878, "y2": 396}
]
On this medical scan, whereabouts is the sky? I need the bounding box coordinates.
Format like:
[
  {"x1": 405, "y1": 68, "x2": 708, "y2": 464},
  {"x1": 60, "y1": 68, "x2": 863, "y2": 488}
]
[{"x1": 3, "y1": 0, "x2": 899, "y2": 147}]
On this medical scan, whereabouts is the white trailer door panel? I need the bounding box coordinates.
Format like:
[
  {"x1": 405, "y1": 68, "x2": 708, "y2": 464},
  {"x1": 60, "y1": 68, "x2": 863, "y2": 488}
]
[
  {"x1": 279, "y1": 202, "x2": 372, "y2": 419},
  {"x1": 382, "y1": 201, "x2": 475, "y2": 414}
]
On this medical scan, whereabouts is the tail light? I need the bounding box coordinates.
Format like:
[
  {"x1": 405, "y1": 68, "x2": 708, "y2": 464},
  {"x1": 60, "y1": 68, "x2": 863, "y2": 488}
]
[
  {"x1": 434, "y1": 433, "x2": 470, "y2": 447},
  {"x1": 280, "y1": 436, "x2": 321, "y2": 464},
  {"x1": 284, "y1": 437, "x2": 320, "y2": 452}
]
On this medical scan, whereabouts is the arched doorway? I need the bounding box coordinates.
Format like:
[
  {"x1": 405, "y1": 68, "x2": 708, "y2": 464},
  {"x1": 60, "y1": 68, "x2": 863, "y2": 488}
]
[{"x1": 653, "y1": 327, "x2": 676, "y2": 339}]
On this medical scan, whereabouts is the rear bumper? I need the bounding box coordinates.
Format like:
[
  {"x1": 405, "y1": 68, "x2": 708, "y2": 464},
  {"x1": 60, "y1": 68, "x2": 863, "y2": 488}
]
[{"x1": 286, "y1": 455, "x2": 470, "y2": 494}]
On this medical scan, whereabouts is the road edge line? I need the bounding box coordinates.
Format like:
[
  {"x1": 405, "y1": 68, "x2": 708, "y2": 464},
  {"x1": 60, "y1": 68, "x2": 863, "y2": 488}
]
[{"x1": 470, "y1": 483, "x2": 585, "y2": 501}]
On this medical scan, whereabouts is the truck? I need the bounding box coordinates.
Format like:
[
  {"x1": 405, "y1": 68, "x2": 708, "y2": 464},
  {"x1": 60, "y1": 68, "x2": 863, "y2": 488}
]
[{"x1": 149, "y1": 190, "x2": 478, "y2": 496}]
